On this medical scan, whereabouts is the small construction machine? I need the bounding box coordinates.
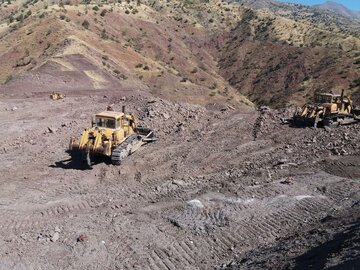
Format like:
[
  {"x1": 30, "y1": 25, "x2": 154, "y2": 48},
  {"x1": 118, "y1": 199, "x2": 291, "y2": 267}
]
[
  {"x1": 69, "y1": 106, "x2": 156, "y2": 167},
  {"x1": 50, "y1": 92, "x2": 65, "y2": 100},
  {"x1": 293, "y1": 90, "x2": 360, "y2": 128}
]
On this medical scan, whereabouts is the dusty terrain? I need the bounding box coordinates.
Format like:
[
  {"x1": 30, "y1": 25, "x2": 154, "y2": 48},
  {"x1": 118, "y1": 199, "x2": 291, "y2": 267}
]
[
  {"x1": 0, "y1": 0, "x2": 360, "y2": 269},
  {"x1": 0, "y1": 0, "x2": 359, "y2": 107},
  {"x1": 0, "y1": 88, "x2": 359, "y2": 269}
]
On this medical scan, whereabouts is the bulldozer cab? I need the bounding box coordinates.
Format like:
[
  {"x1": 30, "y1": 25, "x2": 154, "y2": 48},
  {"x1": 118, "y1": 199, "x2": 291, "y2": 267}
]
[
  {"x1": 315, "y1": 93, "x2": 336, "y2": 104},
  {"x1": 95, "y1": 117, "x2": 116, "y2": 129},
  {"x1": 93, "y1": 111, "x2": 135, "y2": 130}
]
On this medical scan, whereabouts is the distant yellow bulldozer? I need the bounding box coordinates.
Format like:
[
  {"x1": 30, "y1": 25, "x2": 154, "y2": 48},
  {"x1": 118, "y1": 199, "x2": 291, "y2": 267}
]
[
  {"x1": 50, "y1": 92, "x2": 65, "y2": 100},
  {"x1": 69, "y1": 106, "x2": 156, "y2": 167},
  {"x1": 293, "y1": 90, "x2": 360, "y2": 128}
]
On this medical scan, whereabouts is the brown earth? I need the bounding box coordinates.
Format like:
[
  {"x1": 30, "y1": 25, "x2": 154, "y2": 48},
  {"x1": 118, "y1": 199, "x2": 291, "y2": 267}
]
[
  {"x1": 0, "y1": 0, "x2": 360, "y2": 269},
  {"x1": 0, "y1": 0, "x2": 359, "y2": 107},
  {"x1": 218, "y1": 8, "x2": 360, "y2": 107},
  {"x1": 0, "y1": 89, "x2": 359, "y2": 269}
]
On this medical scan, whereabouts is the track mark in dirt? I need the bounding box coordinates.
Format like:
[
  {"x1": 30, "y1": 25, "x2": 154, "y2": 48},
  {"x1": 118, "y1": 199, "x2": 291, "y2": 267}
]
[
  {"x1": 40, "y1": 200, "x2": 92, "y2": 217},
  {"x1": 167, "y1": 206, "x2": 229, "y2": 231},
  {"x1": 320, "y1": 156, "x2": 360, "y2": 179},
  {"x1": 150, "y1": 249, "x2": 178, "y2": 270},
  {"x1": 324, "y1": 180, "x2": 359, "y2": 202},
  {"x1": 136, "y1": 196, "x2": 333, "y2": 269},
  {"x1": 0, "y1": 198, "x2": 106, "y2": 231},
  {"x1": 169, "y1": 242, "x2": 197, "y2": 266},
  {"x1": 0, "y1": 185, "x2": 28, "y2": 206},
  {"x1": 0, "y1": 209, "x2": 42, "y2": 231}
]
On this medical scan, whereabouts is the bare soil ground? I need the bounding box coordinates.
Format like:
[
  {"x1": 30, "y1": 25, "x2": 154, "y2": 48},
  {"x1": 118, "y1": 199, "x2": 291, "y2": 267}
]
[{"x1": 0, "y1": 88, "x2": 359, "y2": 269}]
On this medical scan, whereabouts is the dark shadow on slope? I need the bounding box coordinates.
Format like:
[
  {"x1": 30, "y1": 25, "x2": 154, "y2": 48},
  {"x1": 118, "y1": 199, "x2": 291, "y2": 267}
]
[{"x1": 292, "y1": 220, "x2": 360, "y2": 270}]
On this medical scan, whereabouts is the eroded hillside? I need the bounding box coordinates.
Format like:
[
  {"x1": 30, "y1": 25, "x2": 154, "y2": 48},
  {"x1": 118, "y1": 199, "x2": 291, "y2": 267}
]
[
  {"x1": 219, "y1": 8, "x2": 360, "y2": 107},
  {"x1": 0, "y1": 0, "x2": 359, "y2": 105}
]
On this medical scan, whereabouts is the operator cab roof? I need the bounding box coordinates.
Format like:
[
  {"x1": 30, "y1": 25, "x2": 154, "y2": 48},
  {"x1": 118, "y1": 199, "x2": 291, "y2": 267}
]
[
  {"x1": 96, "y1": 111, "x2": 124, "y2": 119},
  {"x1": 318, "y1": 93, "x2": 340, "y2": 97}
]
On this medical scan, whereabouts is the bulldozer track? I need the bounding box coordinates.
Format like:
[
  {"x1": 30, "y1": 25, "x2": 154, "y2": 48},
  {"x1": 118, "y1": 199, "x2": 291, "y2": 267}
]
[
  {"x1": 130, "y1": 196, "x2": 333, "y2": 270},
  {"x1": 252, "y1": 111, "x2": 266, "y2": 140},
  {"x1": 112, "y1": 134, "x2": 139, "y2": 165},
  {"x1": 0, "y1": 185, "x2": 29, "y2": 206},
  {"x1": 0, "y1": 210, "x2": 42, "y2": 231},
  {"x1": 236, "y1": 185, "x2": 284, "y2": 200},
  {"x1": 321, "y1": 159, "x2": 360, "y2": 180},
  {"x1": 39, "y1": 200, "x2": 92, "y2": 217},
  {"x1": 325, "y1": 180, "x2": 359, "y2": 201},
  {"x1": 0, "y1": 198, "x2": 101, "y2": 231},
  {"x1": 167, "y1": 207, "x2": 229, "y2": 230}
]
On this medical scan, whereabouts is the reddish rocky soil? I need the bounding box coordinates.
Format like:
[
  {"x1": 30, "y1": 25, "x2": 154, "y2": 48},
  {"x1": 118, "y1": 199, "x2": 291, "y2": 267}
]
[
  {"x1": 0, "y1": 87, "x2": 359, "y2": 269},
  {"x1": 218, "y1": 9, "x2": 360, "y2": 108}
]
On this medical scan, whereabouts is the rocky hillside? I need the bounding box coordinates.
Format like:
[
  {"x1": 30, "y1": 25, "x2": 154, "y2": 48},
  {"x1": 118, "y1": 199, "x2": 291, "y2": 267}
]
[
  {"x1": 218, "y1": 7, "x2": 360, "y2": 107},
  {"x1": 0, "y1": 0, "x2": 251, "y2": 106},
  {"x1": 230, "y1": 0, "x2": 360, "y2": 34},
  {"x1": 315, "y1": 1, "x2": 360, "y2": 21},
  {"x1": 0, "y1": 0, "x2": 359, "y2": 107}
]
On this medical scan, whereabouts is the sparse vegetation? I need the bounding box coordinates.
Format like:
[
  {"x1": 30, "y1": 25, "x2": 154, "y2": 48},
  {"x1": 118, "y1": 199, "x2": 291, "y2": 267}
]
[
  {"x1": 82, "y1": 19, "x2": 90, "y2": 29},
  {"x1": 353, "y1": 77, "x2": 360, "y2": 87},
  {"x1": 100, "y1": 29, "x2": 108, "y2": 39},
  {"x1": 190, "y1": 67, "x2": 198, "y2": 74},
  {"x1": 100, "y1": 9, "x2": 107, "y2": 17},
  {"x1": 3, "y1": 75, "x2": 13, "y2": 84},
  {"x1": 209, "y1": 82, "x2": 217, "y2": 90},
  {"x1": 16, "y1": 14, "x2": 24, "y2": 22},
  {"x1": 7, "y1": 15, "x2": 14, "y2": 23}
]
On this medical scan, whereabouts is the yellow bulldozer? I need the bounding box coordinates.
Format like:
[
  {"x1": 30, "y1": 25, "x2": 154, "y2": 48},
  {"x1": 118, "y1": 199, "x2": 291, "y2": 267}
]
[
  {"x1": 293, "y1": 90, "x2": 360, "y2": 128},
  {"x1": 69, "y1": 106, "x2": 156, "y2": 167},
  {"x1": 50, "y1": 92, "x2": 65, "y2": 100}
]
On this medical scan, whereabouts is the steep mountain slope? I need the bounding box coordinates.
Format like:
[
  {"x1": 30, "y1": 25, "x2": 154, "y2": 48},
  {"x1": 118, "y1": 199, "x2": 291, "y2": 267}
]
[
  {"x1": 0, "y1": 0, "x2": 250, "y2": 105},
  {"x1": 218, "y1": 8, "x2": 360, "y2": 107},
  {"x1": 230, "y1": 0, "x2": 360, "y2": 35},
  {"x1": 0, "y1": 0, "x2": 359, "y2": 107},
  {"x1": 315, "y1": 1, "x2": 360, "y2": 20}
]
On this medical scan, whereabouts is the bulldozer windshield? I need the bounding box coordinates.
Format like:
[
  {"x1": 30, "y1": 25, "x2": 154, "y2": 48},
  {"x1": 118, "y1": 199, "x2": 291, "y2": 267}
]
[
  {"x1": 315, "y1": 95, "x2": 333, "y2": 104},
  {"x1": 95, "y1": 117, "x2": 116, "y2": 129}
]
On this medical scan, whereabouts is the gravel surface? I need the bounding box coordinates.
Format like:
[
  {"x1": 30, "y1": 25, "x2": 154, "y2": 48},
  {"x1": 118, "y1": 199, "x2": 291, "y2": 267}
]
[{"x1": 0, "y1": 92, "x2": 359, "y2": 270}]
